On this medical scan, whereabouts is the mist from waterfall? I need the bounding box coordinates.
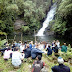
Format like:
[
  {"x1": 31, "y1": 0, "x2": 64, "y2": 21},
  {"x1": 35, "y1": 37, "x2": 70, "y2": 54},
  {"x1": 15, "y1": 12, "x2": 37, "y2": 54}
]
[{"x1": 36, "y1": 3, "x2": 57, "y2": 36}]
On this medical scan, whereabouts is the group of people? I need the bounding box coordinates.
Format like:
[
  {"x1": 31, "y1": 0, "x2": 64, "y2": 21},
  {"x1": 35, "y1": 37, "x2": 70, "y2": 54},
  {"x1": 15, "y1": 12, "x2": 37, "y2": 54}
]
[{"x1": 0, "y1": 40, "x2": 70, "y2": 72}]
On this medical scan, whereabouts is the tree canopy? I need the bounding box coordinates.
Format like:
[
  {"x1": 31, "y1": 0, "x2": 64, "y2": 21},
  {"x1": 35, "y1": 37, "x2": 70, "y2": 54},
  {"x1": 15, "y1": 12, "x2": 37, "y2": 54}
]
[
  {"x1": 53, "y1": 0, "x2": 72, "y2": 38},
  {"x1": 0, "y1": 0, "x2": 52, "y2": 35}
]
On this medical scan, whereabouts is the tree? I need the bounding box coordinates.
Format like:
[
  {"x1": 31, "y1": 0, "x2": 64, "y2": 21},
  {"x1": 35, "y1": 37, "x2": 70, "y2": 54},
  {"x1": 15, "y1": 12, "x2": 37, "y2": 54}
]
[{"x1": 53, "y1": 0, "x2": 72, "y2": 37}]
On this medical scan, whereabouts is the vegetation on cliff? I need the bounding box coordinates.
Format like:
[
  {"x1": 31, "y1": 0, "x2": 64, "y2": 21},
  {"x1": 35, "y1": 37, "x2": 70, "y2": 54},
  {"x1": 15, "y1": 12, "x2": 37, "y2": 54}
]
[
  {"x1": 52, "y1": 0, "x2": 72, "y2": 39},
  {"x1": 0, "y1": 0, "x2": 52, "y2": 35}
]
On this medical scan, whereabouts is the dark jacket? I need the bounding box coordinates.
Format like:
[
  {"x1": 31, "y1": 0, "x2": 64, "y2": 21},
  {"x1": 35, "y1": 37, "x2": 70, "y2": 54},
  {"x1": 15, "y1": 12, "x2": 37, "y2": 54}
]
[
  {"x1": 0, "y1": 48, "x2": 7, "y2": 51},
  {"x1": 54, "y1": 46, "x2": 58, "y2": 53},
  {"x1": 46, "y1": 47, "x2": 52, "y2": 55},
  {"x1": 31, "y1": 48, "x2": 44, "y2": 59},
  {"x1": 24, "y1": 48, "x2": 31, "y2": 58},
  {"x1": 51, "y1": 64, "x2": 70, "y2": 72}
]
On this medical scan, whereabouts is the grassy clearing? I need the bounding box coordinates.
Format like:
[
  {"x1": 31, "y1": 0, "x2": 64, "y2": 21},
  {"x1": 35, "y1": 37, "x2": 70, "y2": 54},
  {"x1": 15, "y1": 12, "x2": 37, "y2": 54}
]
[{"x1": 0, "y1": 52, "x2": 72, "y2": 72}]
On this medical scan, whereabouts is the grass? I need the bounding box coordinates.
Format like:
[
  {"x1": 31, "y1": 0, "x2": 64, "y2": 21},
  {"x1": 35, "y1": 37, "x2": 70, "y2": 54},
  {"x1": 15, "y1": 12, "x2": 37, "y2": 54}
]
[{"x1": 0, "y1": 52, "x2": 72, "y2": 72}]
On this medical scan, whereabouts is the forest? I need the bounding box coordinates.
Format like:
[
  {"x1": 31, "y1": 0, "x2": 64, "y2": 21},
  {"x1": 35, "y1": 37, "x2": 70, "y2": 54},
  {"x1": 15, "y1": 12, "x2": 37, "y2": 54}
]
[
  {"x1": 53, "y1": 0, "x2": 72, "y2": 39},
  {"x1": 0, "y1": 0, "x2": 72, "y2": 38},
  {"x1": 0, "y1": 0, "x2": 53, "y2": 35}
]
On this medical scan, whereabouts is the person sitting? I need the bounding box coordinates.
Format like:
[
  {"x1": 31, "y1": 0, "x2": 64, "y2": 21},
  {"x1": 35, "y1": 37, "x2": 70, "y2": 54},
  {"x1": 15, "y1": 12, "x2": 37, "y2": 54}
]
[
  {"x1": 29, "y1": 42, "x2": 32, "y2": 50},
  {"x1": 52, "y1": 40, "x2": 56, "y2": 51},
  {"x1": 14, "y1": 41, "x2": 18, "y2": 47},
  {"x1": 54, "y1": 44, "x2": 58, "y2": 53},
  {"x1": 31, "y1": 44, "x2": 44, "y2": 59},
  {"x1": 3, "y1": 47, "x2": 13, "y2": 60},
  {"x1": 0, "y1": 47, "x2": 8, "y2": 56},
  {"x1": 23, "y1": 44, "x2": 31, "y2": 58},
  {"x1": 17, "y1": 41, "x2": 22, "y2": 47},
  {"x1": 32, "y1": 55, "x2": 45, "y2": 72},
  {"x1": 12, "y1": 44, "x2": 16, "y2": 51},
  {"x1": 61, "y1": 43, "x2": 67, "y2": 52},
  {"x1": 51, "y1": 57, "x2": 70, "y2": 72},
  {"x1": 56, "y1": 40, "x2": 60, "y2": 48},
  {"x1": 46, "y1": 45, "x2": 52, "y2": 56},
  {"x1": 4, "y1": 42, "x2": 7, "y2": 46},
  {"x1": 20, "y1": 43, "x2": 25, "y2": 53},
  {"x1": 38, "y1": 42, "x2": 44, "y2": 50},
  {"x1": 12, "y1": 47, "x2": 24, "y2": 68}
]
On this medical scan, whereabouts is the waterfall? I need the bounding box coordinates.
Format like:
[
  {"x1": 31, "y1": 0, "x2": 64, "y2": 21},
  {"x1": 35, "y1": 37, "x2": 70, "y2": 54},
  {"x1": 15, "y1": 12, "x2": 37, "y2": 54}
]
[{"x1": 36, "y1": 3, "x2": 57, "y2": 36}]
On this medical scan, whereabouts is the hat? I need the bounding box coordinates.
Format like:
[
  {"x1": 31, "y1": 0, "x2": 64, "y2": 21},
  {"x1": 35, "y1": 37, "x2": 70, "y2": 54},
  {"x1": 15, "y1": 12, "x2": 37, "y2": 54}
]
[{"x1": 58, "y1": 57, "x2": 64, "y2": 64}]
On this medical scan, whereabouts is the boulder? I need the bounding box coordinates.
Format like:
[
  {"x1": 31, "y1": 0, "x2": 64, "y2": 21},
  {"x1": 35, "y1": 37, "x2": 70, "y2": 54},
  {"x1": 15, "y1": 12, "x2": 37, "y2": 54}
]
[{"x1": 14, "y1": 20, "x2": 26, "y2": 30}]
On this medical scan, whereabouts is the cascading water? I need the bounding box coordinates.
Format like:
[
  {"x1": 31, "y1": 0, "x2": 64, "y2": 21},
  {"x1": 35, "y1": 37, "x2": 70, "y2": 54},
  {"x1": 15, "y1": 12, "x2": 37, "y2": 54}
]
[{"x1": 36, "y1": 3, "x2": 57, "y2": 36}]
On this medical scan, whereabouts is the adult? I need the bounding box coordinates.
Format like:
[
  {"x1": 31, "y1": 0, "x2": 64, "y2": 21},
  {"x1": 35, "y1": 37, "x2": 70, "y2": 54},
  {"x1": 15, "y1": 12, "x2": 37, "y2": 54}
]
[
  {"x1": 14, "y1": 41, "x2": 18, "y2": 47},
  {"x1": 54, "y1": 44, "x2": 58, "y2": 53},
  {"x1": 3, "y1": 47, "x2": 13, "y2": 60},
  {"x1": 24, "y1": 41, "x2": 27, "y2": 48},
  {"x1": 52, "y1": 40, "x2": 56, "y2": 51},
  {"x1": 56, "y1": 40, "x2": 60, "y2": 48},
  {"x1": 23, "y1": 44, "x2": 31, "y2": 58},
  {"x1": 12, "y1": 48, "x2": 24, "y2": 68},
  {"x1": 38, "y1": 42, "x2": 44, "y2": 50},
  {"x1": 20, "y1": 43, "x2": 25, "y2": 53},
  {"x1": 17, "y1": 41, "x2": 22, "y2": 47},
  {"x1": 32, "y1": 55, "x2": 45, "y2": 72},
  {"x1": 0, "y1": 43, "x2": 9, "y2": 54},
  {"x1": 12, "y1": 44, "x2": 16, "y2": 51},
  {"x1": 61, "y1": 43, "x2": 67, "y2": 52},
  {"x1": 31, "y1": 44, "x2": 44, "y2": 59},
  {"x1": 29, "y1": 42, "x2": 32, "y2": 50},
  {"x1": 4, "y1": 42, "x2": 7, "y2": 46},
  {"x1": 0, "y1": 47, "x2": 7, "y2": 56},
  {"x1": 51, "y1": 57, "x2": 70, "y2": 72},
  {"x1": 46, "y1": 45, "x2": 52, "y2": 55}
]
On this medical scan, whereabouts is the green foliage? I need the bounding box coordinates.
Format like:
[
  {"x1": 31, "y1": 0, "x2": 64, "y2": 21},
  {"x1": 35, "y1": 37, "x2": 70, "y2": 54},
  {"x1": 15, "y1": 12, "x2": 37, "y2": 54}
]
[
  {"x1": 0, "y1": 39, "x2": 7, "y2": 48},
  {"x1": 53, "y1": 0, "x2": 72, "y2": 36},
  {"x1": 58, "y1": 0, "x2": 72, "y2": 17},
  {"x1": 0, "y1": 31, "x2": 7, "y2": 36},
  {"x1": 53, "y1": 20, "x2": 67, "y2": 35},
  {"x1": 67, "y1": 44, "x2": 72, "y2": 52},
  {"x1": 6, "y1": 4, "x2": 18, "y2": 12},
  {"x1": 22, "y1": 26, "x2": 30, "y2": 32},
  {"x1": 0, "y1": 0, "x2": 52, "y2": 34}
]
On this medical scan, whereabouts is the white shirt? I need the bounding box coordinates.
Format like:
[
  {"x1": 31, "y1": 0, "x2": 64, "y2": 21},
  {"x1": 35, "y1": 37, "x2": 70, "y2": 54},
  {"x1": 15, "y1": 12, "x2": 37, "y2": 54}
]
[
  {"x1": 46, "y1": 44, "x2": 49, "y2": 49},
  {"x1": 20, "y1": 45, "x2": 25, "y2": 52},
  {"x1": 3, "y1": 50, "x2": 13, "y2": 59},
  {"x1": 38, "y1": 44, "x2": 44, "y2": 50},
  {"x1": 56, "y1": 42, "x2": 60, "y2": 48},
  {"x1": 12, "y1": 51, "x2": 23, "y2": 67}
]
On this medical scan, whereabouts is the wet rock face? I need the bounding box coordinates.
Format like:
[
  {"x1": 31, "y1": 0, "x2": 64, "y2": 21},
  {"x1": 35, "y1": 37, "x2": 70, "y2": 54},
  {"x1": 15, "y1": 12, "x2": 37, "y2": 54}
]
[{"x1": 14, "y1": 20, "x2": 26, "y2": 30}]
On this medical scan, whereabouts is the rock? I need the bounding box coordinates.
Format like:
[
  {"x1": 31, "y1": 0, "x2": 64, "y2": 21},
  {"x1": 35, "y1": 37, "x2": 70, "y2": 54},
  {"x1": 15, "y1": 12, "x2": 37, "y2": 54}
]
[{"x1": 14, "y1": 19, "x2": 26, "y2": 30}]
